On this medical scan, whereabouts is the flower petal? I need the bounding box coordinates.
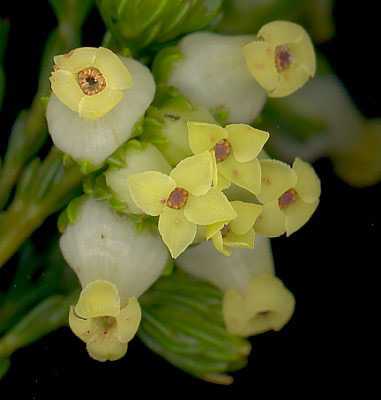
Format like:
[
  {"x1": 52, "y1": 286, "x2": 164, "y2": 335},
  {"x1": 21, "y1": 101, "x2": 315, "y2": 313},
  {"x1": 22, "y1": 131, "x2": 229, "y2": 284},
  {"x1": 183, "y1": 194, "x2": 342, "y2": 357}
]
[
  {"x1": 69, "y1": 306, "x2": 93, "y2": 342},
  {"x1": 170, "y1": 151, "x2": 213, "y2": 196},
  {"x1": 224, "y1": 229, "x2": 255, "y2": 249},
  {"x1": 75, "y1": 280, "x2": 120, "y2": 319},
  {"x1": 94, "y1": 47, "x2": 132, "y2": 90},
  {"x1": 284, "y1": 198, "x2": 319, "y2": 236},
  {"x1": 230, "y1": 201, "x2": 262, "y2": 235},
  {"x1": 50, "y1": 69, "x2": 84, "y2": 113},
  {"x1": 293, "y1": 158, "x2": 321, "y2": 203},
  {"x1": 158, "y1": 208, "x2": 197, "y2": 258},
  {"x1": 184, "y1": 189, "x2": 237, "y2": 225},
  {"x1": 215, "y1": 173, "x2": 231, "y2": 191},
  {"x1": 257, "y1": 159, "x2": 297, "y2": 203},
  {"x1": 218, "y1": 156, "x2": 262, "y2": 195},
  {"x1": 78, "y1": 88, "x2": 124, "y2": 120},
  {"x1": 127, "y1": 171, "x2": 176, "y2": 216},
  {"x1": 254, "y1": 200, "x2": 286, "y2": 237},
  {"x1": 87, "y1": 336, "x2": 127, "y2": 362},
  {"x1": 116, "y1": 297, "x2": 142, "y2": 343},
  {"x1": 54, "y1": 47, "x2": 97, "y2": 72},
  {"x1": 206, "y1": 221, "x2": 226, "y2": 240},
  {"x1": 226, "y1": 124, "x2": 270, "y2": 163},
  {"x1": 257, "y1": 21, "x2": 307, "y2": 46},
  {"x1": 187, "y1": 121, "x2": 227, "y2": 154},
  {"x1": 211, "y1": 231, "x2": 231, "y2": 256}
]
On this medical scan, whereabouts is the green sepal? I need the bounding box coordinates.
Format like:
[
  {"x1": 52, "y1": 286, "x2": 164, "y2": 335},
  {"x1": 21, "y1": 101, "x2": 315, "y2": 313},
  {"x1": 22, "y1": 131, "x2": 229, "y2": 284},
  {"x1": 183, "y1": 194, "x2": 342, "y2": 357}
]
[
  {"x1": 107, "y1": 139, "x2": 148, "y2": 169},
  {"x1": 128, "y1": 213, "x2": 159, "y2": 233},
  {"x1": 57, "y1": 195, "x2": 87, "y2": 233},
  {"x1": 211, "y1": 105, "x2": 229, "y2": 127},
  {"x1": 152, "y1": 46, "x2": 183, "y2": 84}
]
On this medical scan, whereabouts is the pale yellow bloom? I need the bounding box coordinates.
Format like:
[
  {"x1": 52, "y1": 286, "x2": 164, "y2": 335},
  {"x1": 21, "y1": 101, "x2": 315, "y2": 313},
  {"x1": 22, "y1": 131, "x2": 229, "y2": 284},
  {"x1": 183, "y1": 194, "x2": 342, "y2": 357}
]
[
  {"x1": 223, "y1": 273, "x2": 295, "y2": 337},
  {"x1": 127, "y1": 151, "x2": 237, "y2": 258},
  {"x1": 255, "y1": 158, "x2": 321, "y2": 237},
  {"x1": 50, "y1": 47, "x2": 132, "y2": 119},
  {"x1": 243, "y1": 21, "x2": 316, "y2": 97},
  {"x1": 207, "y1": 201, "x2": 262, "y2": 256},
  {"x1": 69, "y1": 280, "x2": 141, "y2": 362},
  {"x1": 187, "y1": 121, "x2": 269, "y2": 195}
]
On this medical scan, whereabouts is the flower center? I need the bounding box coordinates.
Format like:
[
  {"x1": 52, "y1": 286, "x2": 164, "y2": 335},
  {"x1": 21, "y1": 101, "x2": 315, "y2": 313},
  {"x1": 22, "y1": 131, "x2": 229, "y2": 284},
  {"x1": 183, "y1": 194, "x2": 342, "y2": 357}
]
[
  {"x1": 278, "y1": 188, "x2": 298, "y2": 209},
  {"x1": 275, "y1": 45, "x2": 292, "y2": 72},
  {"x1": 214, "y1": 139, "x2": 232, "y2": 162},
  {"x1": 78, "y1": 67, "x2": 106, "y2": 96},
  {"x1": 167, "y1": 187, "x2": 189, "y2": 209},
  {"x1": 220, "y1": 224, "x2": 231, "y2": 237}
]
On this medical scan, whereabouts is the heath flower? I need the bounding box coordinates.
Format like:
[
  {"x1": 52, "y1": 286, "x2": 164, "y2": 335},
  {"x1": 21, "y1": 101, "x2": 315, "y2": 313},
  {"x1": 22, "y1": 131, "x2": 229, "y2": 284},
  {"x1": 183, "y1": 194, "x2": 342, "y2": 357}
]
[
  {"x1": 206, "y1": 201, "x2": 262, "y2": 256},
  {"x1": 243, "y1": 21, "x2": 316, "y2": 97},
  {"x1": 127, "y1": 151, "x2": 237, "y2": 258},
  {"x1": 47, "y1": 47, "x2": 155, "y2": 167},
  {"x1": 188, "y1": 121, "x2": 269, "y2": 195},
  {"x1": 255, "y1": 158, "x2": 321, "y2": 237}
]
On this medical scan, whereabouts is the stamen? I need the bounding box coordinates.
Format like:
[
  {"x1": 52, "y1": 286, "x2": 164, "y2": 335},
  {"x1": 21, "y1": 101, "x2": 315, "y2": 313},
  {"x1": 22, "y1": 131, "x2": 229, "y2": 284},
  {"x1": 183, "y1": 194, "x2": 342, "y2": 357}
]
[
  {"x1": 275, "y1": 45, "x2": 292, "y2": 72},
  {"x1": 278, "y1": 188, "x2": 298, "y2": 209},
  {"x1": 214, "y1": 139, "x2": 232, "y2": 162},
  {"x1": 220, "y1": 224, "x2": 231, "y2": 237},
  {"x1": 166, "y1": 188, "x2": 189, "y2": 209},
  {"x1": 78, "y1": 67, "x2": 106, "y2": 96}
]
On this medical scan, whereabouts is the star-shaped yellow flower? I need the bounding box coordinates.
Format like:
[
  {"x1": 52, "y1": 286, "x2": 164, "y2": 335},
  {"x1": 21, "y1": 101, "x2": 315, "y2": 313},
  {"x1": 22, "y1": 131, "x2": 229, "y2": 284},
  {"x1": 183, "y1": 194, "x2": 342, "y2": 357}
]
[
  {"x1": 187, "y1": 121, "x2": 269, "y2": 195},
  {"x1": 69, "y1": 280, "x2": 141, "y2": 362},
  {"x1": 255, "y1": 158, "x2": 321, "y2": 237},
  {"x1": 243, "y1": 21, "x2": 316, "y2": 97},
  {"x1": 127, "y1": 151, "x2": 237, "y2": 258},
  {"x1": 50, "y1": 47, "x2": 132, "y2": 119},
  {"x1": 223, "y1": 273, "x2": 295, "y2": 337},
  {"x1": 206, "y1": 201, "x2": 262, "y2": 256}
]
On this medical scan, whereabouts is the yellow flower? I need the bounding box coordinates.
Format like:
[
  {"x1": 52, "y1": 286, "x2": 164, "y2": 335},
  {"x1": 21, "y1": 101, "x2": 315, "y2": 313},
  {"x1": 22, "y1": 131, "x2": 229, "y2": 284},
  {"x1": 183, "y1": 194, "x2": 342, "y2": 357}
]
[
  {"x1": 127, "y1": 151, "x2": 237, "y2": 258},
  {"x1": 255, "y1": 158, "x2": 321, "y2": 237},
  {"x1": 243, "y1": 21, "x2": 316, "y2": 98},
  {"x1": 187, "y1": 121, "x2": 269, "y2": 195},
  {"x1": 223, "y1": 273, "x2": 295, "y2": 337},
  {"x1": 69, "y1": 280, "x2": 141, "y2": 362},
  {"x1": 50, "y1": 47, "x2": 132, "y2": 120},
  {"x1": 206, "y1": 201, "x2": 262, "y2": 256}
]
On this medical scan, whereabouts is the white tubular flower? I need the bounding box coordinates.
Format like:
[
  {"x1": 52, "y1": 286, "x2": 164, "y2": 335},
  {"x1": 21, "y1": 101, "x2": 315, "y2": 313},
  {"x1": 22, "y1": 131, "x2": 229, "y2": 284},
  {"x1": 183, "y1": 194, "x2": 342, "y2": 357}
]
[
  {"x1": 47, "y1": 47, "x2": 155, "y2": 168},
  {"x1": 177, "y1": 236, "x2": 295, "y2": 337},
  {"x1": 168, "y1": 32, "x2": 267, "y2": 124},
  {"x1": 60, "y1": 198, "x2": 168, "y2": 361}
]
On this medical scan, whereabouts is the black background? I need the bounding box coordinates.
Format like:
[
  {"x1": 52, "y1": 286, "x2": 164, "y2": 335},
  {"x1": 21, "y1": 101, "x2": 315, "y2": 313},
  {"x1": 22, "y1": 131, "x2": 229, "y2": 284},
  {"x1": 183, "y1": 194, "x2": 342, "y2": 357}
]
[{"x1": 0, "y1": 1, "x2": 377, "y2": 398}]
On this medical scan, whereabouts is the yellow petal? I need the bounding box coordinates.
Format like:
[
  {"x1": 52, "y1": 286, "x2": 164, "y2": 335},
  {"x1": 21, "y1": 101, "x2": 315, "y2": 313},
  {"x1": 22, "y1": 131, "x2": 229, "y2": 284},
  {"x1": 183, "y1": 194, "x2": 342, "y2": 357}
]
[
  {"x1": 243, "y1": 40, "x2": 279, "y2": 93},
  {"x1": 257, "y1": 21, "x2": 307, "y2": 47},
  {"x1": 224, "y1": 229, "x2": 255, "y2": 249},
  {"x1": 284, "y1": 198, "x2": 319, "y2": 236},
  {"x1": 223, "y1": 289, "x2": 249, "y2": 335},
  {"x1": 293, "y1": 158, "x2": 321, "y2": 203},
  {"x1": 69, "y1": 306, "x2": 93, "y2": 342},
  {"x1": 226, "y1": 124, "x2": 269, "y2": 163},
  {"x1": 87, "y1": 337, "x2": 127, "y2": 362},
  {"x1": 218, "y1": 156, "x2": 262, "y2": 195},
  {"x1": 158, "y1": 208, "x2": 197, "y2": 258},
  {"x1": 211, "y1": 231, "x2": 231, "y2": 256},
  {"x1": 184, "y1": 188, "x2": 237, "y2": 226},
  {"x1": 94, "y1": 47, "x2": 132, "y2": 90},
  {"x1": 215, "y1": 173, "x2": 231, "y2": 191},
  {"x1": 78, "y1": 87, "x2": 124, "y2": 120},
  {"x1": 116, "y1": 297, "x2": 142, "y2": 343},
  {"x1": 230, "y1": 201, "x2": 262, "y2": 235},
  {"x1": 257, "y1": 159, "x2": 297, "y2": 203},
  {"x1": 53, "y1": 47, "x2": 97, "y2": 72},
  {"x1": 170, "y1": 151, "x2": 213, "y2": 196},
  {"x1": 187, "y1": 121, "x2": 228, "y2": 154},
  {"x1": 254, "y1": 200, "x2": 286, "y2": 238},
  {"x1": 206, "y1": 221, "x2": 226, "y2": 240},
  {"x1": 75, "y1": 280, "x2": 121, "y2": 319},
  {"x1": 50, "y1": 69, "x2": 84, "y2": 113},
  {"x1": 127, "y1": 171, "x2": 176, "y2": 216}
]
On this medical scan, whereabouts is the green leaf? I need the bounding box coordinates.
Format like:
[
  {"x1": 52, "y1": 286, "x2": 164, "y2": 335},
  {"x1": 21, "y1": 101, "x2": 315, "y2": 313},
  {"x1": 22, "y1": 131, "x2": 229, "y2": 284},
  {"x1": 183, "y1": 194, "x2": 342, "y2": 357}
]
[
  {"x1": 139, "y1": 269, "x2": 251, "y2": 384},
  {"x1": 97, "y1": 0, "x2": 224, "y2": 53}
]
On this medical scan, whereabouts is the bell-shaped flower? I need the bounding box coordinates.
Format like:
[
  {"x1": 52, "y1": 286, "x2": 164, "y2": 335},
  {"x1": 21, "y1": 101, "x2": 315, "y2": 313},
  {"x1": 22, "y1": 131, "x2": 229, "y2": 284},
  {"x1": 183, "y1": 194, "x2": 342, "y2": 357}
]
[
  {"x1": 69, "y1": 280, "x2": 141, "y2": 362},
  {"x1": 255, "y1": 158, "x2": 321, "y2": 237},
  {"x1": 188, "y1": 121, "x2": 269, "y2": 195},
  {"x1": 47, "y1": 47, "x2": 155, "y2": 167},
  {"x1": 243, "y1": 21, "x2": 316, "y2": 97},
  {"x1": 206, "y1": 201, "x2": 262, "y2": 256},
  {"x1": 127, "y1": 151, "x2": 237, "y2": 258},
  {"x1": 60, "y1": 198, "x2": 168, "y2": 361},
  {"x1": 177, "y1": 235, "x2": 295, "y2": 337}
]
